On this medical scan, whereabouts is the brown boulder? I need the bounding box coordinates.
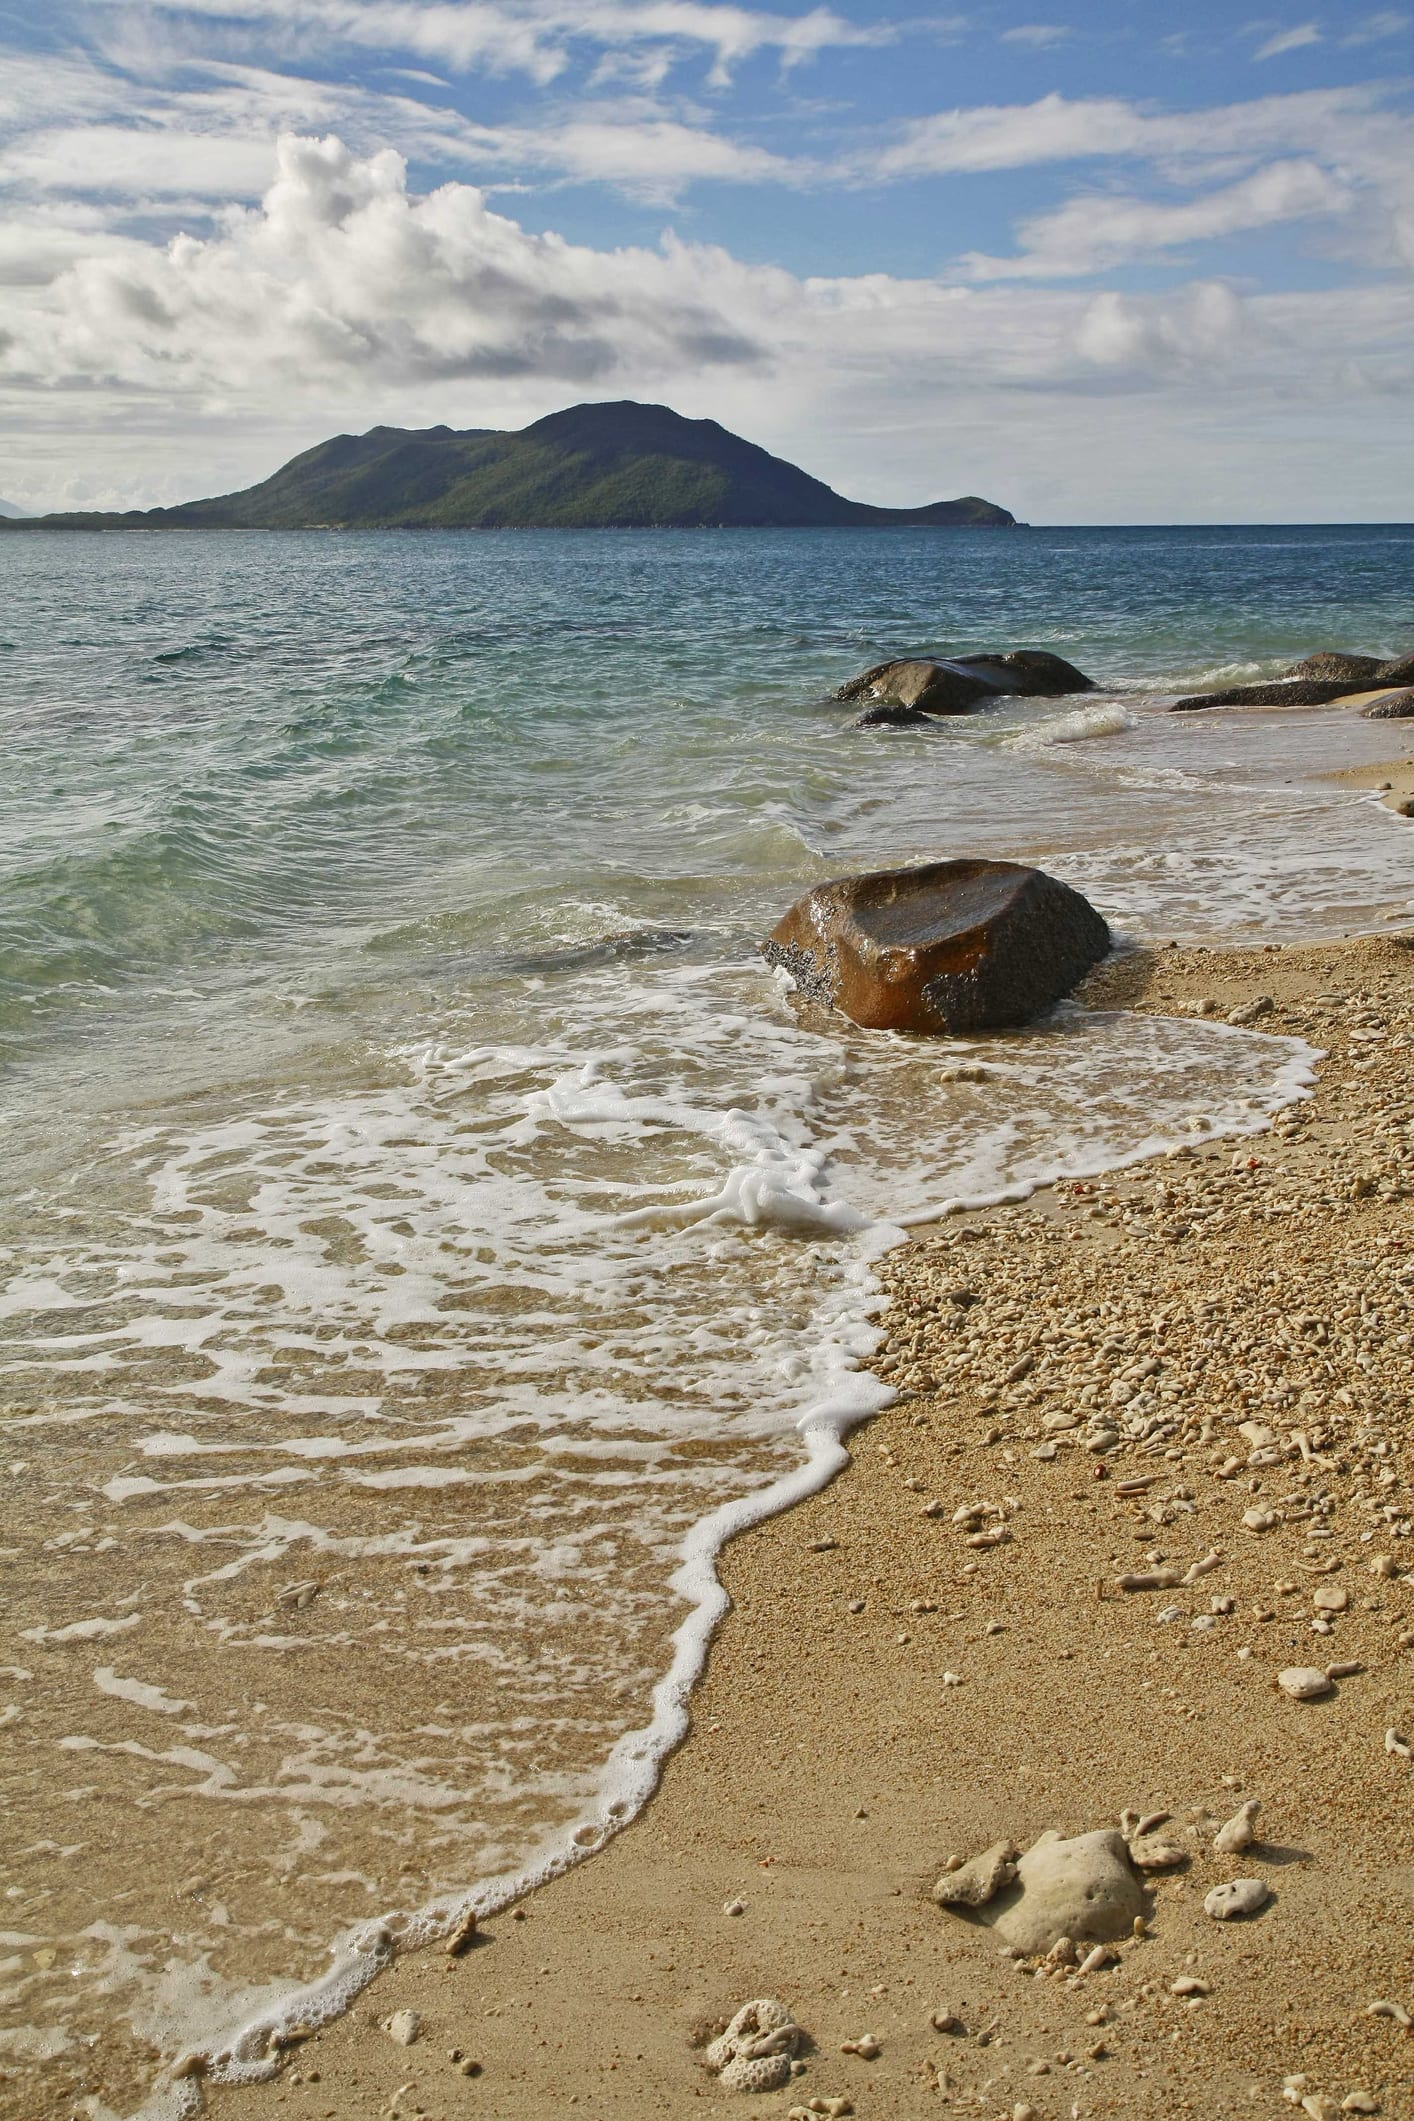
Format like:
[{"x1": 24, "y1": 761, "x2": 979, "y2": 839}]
[
  {"x1": 1361, "y1": 688, "x2": 1414, "y2": 719},
  {"x1": 1375, "y1": 651, "x2": 1414, "y2": 686},
  {"x1": 837, "y1": 649, "x2": 1095, "y2": 717},
  {"x1": 1280, "y1": 651, "x2": 1385, "y2": 684},
  {"x1": 760, "y1": 859, "x2": 1110, "y2": 1035}
]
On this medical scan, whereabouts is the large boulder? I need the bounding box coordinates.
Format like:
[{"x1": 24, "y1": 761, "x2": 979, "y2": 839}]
[
  {"x1": 1280, "y1": 651, "x2": 1385, "y2": 684},
  {"x1": 837, "y1": 649, "x2": 1095, "y2": 717},
  {"x1": 760, "y1": 858, "x2": 1110, "y2": 1034},
  {"x1": 1375, "y1": 650, "x2": 1414, "y2": 687}
]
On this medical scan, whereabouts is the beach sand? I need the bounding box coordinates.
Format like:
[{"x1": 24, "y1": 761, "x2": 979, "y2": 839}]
[{"x1": 196, "y1": 927, "x2": 1414, "y2": 2121}]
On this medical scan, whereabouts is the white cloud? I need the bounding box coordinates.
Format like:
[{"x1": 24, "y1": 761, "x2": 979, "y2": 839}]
[
  {"x1": 962, "y1": 158, "x2": 1355, "y2": 278},
  {"x1": 79, "y1": 0, "x2": 890, "y2": 87},
  {"x1": 863, "y1": 86, "x2": 1383, "y2": 180},
  {"x1": 1253, "y1": 24, "x2": 1324, "y2": 60},
  {"x1": 998, "y1": 23, "x2": 1073, "y2": 47},
  {"x1": 1342, "y1": 9, "x2": 1410, "y2": 40}
]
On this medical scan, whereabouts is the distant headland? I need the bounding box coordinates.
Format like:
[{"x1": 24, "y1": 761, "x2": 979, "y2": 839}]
[{"x1": 3, "y1": 402, "x2": 1016, "y2": 532}]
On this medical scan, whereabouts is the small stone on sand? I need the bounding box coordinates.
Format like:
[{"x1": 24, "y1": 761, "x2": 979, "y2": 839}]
[{"x1": 1203, "y1": 1878, "x2": 1269, "y2": 1921}]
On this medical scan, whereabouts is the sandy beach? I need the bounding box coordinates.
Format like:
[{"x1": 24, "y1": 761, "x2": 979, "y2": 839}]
[{"x1": 185, "y1": 919, "x2": 1414, "y2": 2121}]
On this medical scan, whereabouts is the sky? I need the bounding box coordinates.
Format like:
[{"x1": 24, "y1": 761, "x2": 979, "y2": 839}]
[{"x1": 0, "y1": 0, "x2": 1410, "y2": 520}]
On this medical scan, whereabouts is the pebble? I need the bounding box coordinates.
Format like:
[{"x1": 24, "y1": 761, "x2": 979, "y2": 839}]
[
  {"x1": 1340, "y1": 2096, "x2": 1380, "y2": 2114},
  {"x1": 840, "y1": 2034, "x2": 880, "y2": 2059},
  {"x1": 1301, "y1": 2096, "x2": 1340, "y2": 2121},
  {"x1": 724, "y1": 1899, "x2": 746, "y2": 1917},
  {"x1": 1384, "y1": 1727, "x2": 1411, "y2": 1758},
  {"x1": 1213, "y1": 1799, "x2": 1262, "y2": 1854},
  {"x1": 1242, "y1": 1508, "x2": 1278, "y2": 1533},
  {"x1": 383, "y1": 2010, "x2": 421, "y2": 2047},
  {"x1": 930, "y1": 2010, "x2": 964, "y2": 2034},
  {"x1": 1278, "y1": 1666, "x2": 1333, "y2": 1700},
  {"x1": 1171, "y1": 1976, "x2": 1210, "y2": 1996},
  {"x1": 445, "y1": 1908, "x2": 479, "y2": 1957},
  {"x1": 1203, "y1": 1878, "x2": 1269, "y2": 1920},
  {"x1": 1365, "y1": 1999, "x2": 1412, "y2": 2025},
  {"x1": 1312, "y1": 1583, "x2": 1348, "y2": 1613}
]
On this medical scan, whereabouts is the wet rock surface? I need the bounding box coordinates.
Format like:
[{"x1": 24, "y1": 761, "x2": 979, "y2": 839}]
[
  {"x1": 836, "y1": 649, "x2": 1095, "y2": 717},
  {"x1": 761, "y1": 859, "x2": 1111, "y2": 1035}
]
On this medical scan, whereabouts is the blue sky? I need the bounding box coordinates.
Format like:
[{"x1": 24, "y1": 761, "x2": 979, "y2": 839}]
[{"x1": 0, "y1": 0, "x2": 1410, "y2": 518}]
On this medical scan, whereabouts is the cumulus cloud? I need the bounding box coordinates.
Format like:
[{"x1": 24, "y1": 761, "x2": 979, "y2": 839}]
[
  {"x1": 1252, "y1": 23, "x2": 1324, "y2": 60},
  {"x1": 962, "y1": 158, "x2": 1355, "y2": 278},
  {"x1": 0, "y1": 135, "x2": 771, "y2": 392},
  {"x1": 3, "y1": 129, "x2": 1408, "y2": 418}
]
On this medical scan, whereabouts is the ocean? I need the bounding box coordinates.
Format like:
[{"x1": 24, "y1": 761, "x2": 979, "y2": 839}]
[{"x1": 1, "y1": 522, "x2": 1411, "y2": 2118}]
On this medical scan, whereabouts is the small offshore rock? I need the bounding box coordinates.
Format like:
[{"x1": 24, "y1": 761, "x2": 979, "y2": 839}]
[
  {"x1": 1213, "y1": 1799, "x2": 1261, "y2": 1854},
  {"x1": 934, "y1": 1840, "x2": 1018, "y2": 1908},
  {"x1": 1278, "y1": 1666, "x2": 1334, "y2": 1700},
  {"x1": 1203, "y1": 1878, "x2": 1269, "y2": 1921},
  {"x1": 383, "y1": 2010, "x2": 421, "y2": 2047}
]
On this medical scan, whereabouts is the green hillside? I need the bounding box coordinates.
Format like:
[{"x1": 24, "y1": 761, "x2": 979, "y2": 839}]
[{"x1": 11, "y1": 402, "x2": 1015, "y2": 531}]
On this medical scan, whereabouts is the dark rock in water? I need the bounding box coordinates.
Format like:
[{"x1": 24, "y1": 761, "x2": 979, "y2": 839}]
[
  {"x1": 852, "y1": 700, "x2": 936, "y2": 728},
  {"x1": 953, "y1": 650, "x2": 1096, "y2": 696},
  {"x1": 1375, "y1": 651, "x2": 1414, "y2": 687},
  {"x1": 1362, "y1": 688, "x2": 1414, "y2": 719},
  {"x1": 1171, "y1": 679, "x2": 1357, "y2": 711},
  {"x1": 837, "y1": 648, "x2": 1096, "y2": 716},
  {"x1": 759, "y1": 858, "x2": 1110, "y2": 1035},
  {"x1": 1279, "y1": 651, "x2": 1385, "y2": 684}
]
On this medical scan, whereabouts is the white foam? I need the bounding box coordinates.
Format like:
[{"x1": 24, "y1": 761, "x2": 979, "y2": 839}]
[{"x1": 1006, "y1": 701, "x2": 1139, "y2": 748}]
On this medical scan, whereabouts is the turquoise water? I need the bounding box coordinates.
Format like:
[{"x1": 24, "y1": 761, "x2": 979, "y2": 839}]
[{"x1": 0, "y1": 524, "x2": 1410, "y2": 2117}]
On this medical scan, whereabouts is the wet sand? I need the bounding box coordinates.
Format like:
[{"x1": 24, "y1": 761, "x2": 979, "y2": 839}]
[{"x1": 186, "y1": 928, "x2": 1414, "y2": 2121}]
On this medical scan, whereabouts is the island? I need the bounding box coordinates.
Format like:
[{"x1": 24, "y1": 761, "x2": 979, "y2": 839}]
[{"x1": 5, "y1": 401, "x2": 1015, "y2": 532}]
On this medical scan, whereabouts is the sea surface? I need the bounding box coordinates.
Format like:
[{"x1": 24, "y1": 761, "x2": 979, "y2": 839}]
[{"x1": 1, "y1": 523, "x2": 1411, "y2": 2119}]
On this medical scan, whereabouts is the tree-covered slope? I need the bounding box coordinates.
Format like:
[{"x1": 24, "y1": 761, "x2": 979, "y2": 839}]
[{"x1": 11, "y1": 402, "x2": 1016, "y2": 531}]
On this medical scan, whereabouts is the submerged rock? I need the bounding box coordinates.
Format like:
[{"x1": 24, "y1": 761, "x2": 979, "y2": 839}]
[
  {"x1": 760, "y1": 859, "x2": 1110, "y2": 1035},
  {"x1": 852, "y1": 699, "x2": 936, "y2": 729},
  {"x1": 960, "y1": 1829, "x2": 1146, "y2": 1954},
  {"x1": 837, "y1": 649, "x2": 1095, "y2": 717}
]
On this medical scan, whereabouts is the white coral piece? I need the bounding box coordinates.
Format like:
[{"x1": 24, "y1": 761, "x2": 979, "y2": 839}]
[
  {"x1": 720, "y1": 2050, "x2": 794, "y2": 2093},
  {"x1": 707, "y1": 1999, "x2": 800, "y2": 2092}
]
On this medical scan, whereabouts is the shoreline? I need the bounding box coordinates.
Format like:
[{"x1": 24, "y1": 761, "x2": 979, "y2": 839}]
[{"x1": 195, "y1": 924, "x2": 1414, "y2": 2121}]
